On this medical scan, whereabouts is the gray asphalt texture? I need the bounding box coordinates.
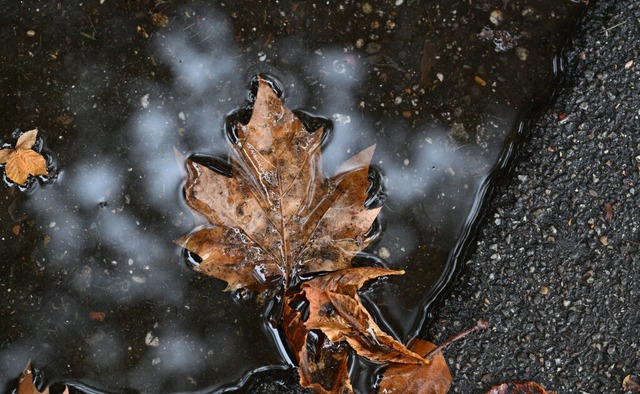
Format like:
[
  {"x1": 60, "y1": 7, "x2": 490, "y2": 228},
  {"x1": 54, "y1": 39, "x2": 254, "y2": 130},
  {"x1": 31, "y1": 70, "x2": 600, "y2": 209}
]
[{"x1": 427, "y1": 1, "x2": 640, "y2": 393}]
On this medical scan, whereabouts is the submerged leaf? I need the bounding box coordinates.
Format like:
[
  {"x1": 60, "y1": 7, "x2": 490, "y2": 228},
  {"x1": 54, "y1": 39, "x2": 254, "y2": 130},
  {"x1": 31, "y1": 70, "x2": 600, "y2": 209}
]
[
  {"x1": 379, "y1": 339, "x2": 452, "y2": 394},
  {"x1": 0, "y1": 129, "x2": 48, "y2": 185},
  {"x1": 178, "y1": 76, "x2": 379, "y2": 290},
  {"x1": 284, "y1": 296, "x2": 353, "y2": 394}
]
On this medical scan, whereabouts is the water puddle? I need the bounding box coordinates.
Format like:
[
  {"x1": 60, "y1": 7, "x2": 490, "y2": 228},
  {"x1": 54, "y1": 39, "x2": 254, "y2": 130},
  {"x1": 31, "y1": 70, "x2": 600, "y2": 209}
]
[{"x1": 0, "y1": 0, "x2": 586, "y2": 392}]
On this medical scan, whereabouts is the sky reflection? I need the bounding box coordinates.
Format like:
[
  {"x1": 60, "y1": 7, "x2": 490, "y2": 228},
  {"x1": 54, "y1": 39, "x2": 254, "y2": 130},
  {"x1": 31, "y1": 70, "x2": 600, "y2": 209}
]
[{"x1": 0, "y1": 0, "x2": 565, "y2": 390}]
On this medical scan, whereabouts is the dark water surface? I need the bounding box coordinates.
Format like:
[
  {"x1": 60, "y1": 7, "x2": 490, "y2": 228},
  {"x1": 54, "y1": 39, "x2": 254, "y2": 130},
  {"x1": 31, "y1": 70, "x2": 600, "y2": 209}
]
[{"x1": 0, "y1": 0, "x2": 586, "y2": 392}]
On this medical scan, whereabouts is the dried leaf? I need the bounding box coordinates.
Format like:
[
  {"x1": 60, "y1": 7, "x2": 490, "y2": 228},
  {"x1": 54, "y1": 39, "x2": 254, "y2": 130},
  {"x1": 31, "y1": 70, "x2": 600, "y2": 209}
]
[
  {"x1": 89, "y1": 311, "x2": 106, "y2": 321},
  {"x1": 178, "y1": 76, "x2": 380, "y2": 290},
  {"x1": 486, "y1": 381, "x2": 556, "y2": 394},
  {"x1": 17, "y1": 360, "x2": 69, "y2": 394},
  {"x1": 603, "y1": 202, "x2": 613, "y2": 222},
  {"x1": 302, "y1": 267, "x2": 426, "y2": 364},
  {"x1": 379, "y1": 339, "x2": 452, "y2": 394},
  {"x1": 0, "y1": 129, "x2": 48, "y2": 185},
  {"x1": 420, "y1": 40, "x2": 437, "y2": 87},
  {"x1": 284, "y1": 296, "x2": 353, "y2": 394},
  {"x1": 16, "y1": 129, "x2": 38, "y2": 150},
  {"x1": 623, "y1": 375, "x2": 640, "y2": 392}
]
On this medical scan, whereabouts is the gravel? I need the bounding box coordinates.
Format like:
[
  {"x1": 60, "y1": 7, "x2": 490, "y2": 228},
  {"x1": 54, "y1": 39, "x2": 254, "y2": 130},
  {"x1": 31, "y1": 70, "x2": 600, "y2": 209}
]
[{"x1": 427, "y1": 1, "x2": 640, "y2": 393}]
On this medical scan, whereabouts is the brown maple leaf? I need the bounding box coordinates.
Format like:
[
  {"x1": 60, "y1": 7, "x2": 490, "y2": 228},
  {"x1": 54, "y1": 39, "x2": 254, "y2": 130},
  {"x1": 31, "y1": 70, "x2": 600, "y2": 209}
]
[
  {"x1": 177, "y1": 76, "x2": 380, "y2": 291},
  {"x1": 0, "y1": 129, "x2": 48, "y2": 185},
  {"x1": 379, "y1": 339, "x2": 452, "y2": 394},
  {"x1": 17, "y1": 361, "x2": 69, "y2": 394}
]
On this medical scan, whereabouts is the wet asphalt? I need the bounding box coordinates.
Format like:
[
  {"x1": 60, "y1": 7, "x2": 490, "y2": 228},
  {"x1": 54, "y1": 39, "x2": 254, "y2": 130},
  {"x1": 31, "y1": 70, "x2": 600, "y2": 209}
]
[{"x1": 427, "y1": 1, "x2": 640, "y2": 393}]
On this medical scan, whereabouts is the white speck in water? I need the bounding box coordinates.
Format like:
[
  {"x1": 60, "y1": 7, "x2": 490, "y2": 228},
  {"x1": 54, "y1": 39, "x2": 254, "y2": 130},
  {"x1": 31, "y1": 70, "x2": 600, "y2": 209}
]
[
  {"x1": 378, "y1": 247, "x2": 391, "y2": 259},
  {"x1": 128, "y1": 258, "x2": 134, "y2": 265},
  {"x1": 141, "y1": 94, "x2": 150, "y2": 108},
  {"x1": 403, "y1": 158, "x2": 410, "y2": 166},
  {"x1": 178, "y1": 111, "x2": 186, "y2": 120},
  {"x1": 437, "y1": 73, "x2": 444, "y2": 82},
  {"x1": 111, "y1": 260, "x2": 118, "y2": 266},
  {"x1": 332, "y1": 113, "x2": 351, "y2": 124},
  {"x1": 49, "y1": 222, "x2": 56, "y2": 228},
  {"x1": 152, "y1": 357, "x2": 161, "y2": 365},
  {"x1": 395, "y1": 0, "x2": 404, "y2": 5},
  {"x1": 258, "y1": 51, "x2": 267, "y2": 61},
  {"x1": 145, "y1": 332, "x2": 160, "y2": 347},
  {"x1": 132, "y1": 275, "x2": 146, "y2": 284}
]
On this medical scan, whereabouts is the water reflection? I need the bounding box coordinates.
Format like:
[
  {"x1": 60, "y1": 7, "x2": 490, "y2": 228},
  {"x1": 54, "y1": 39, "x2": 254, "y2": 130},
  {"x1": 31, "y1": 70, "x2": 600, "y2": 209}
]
[{"x1": 0, "y1": 0, "x2": 585, "y2": 391}]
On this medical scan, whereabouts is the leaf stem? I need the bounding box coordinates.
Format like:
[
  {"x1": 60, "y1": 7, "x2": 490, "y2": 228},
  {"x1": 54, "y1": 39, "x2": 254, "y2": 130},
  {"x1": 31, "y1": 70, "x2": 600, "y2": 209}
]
[{"x1": 424, "y1": 319, "x2": 490, "y2": 361}]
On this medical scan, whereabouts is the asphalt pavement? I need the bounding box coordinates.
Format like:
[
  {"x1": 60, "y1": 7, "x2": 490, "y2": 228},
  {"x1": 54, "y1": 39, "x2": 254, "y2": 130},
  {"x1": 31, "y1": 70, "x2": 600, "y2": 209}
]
[{"x1": 427, "y1": 1, "x2": 640, "y2": 393}]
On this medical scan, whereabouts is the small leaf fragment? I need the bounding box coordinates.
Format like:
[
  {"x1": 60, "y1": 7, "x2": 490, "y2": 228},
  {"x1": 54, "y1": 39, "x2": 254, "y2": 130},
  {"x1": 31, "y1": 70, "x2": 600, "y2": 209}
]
[
  {"x1": 17, "y1": 360, "x2": 70, "y2": 394},
  {"x1": 89, "y1": 311, "x2": 106, "y2": 321},
  {"x1": 485, "y1": 381, "x2": 556, "y2": 394},
  {"x1": 15, "y1": 129, "x2": 38, "y2": 150},
  {"x1": 623, "y1": 375, "x2": 640, "y2": 392},
  {"x1": 0, "y1": 147, "x2": 14, "y2": 163},
  {"x1": 1, "y1": 129, "x2": 48, "y2": 185},
  {"x1": 603, "y1": 202, "x2": 613, "y2": 222}
]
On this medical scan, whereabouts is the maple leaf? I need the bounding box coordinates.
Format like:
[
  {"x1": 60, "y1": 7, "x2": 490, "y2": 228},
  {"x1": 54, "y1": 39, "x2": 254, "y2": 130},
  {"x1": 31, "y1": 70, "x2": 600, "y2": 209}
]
[
  {"x1": 0, "y1": 129, "x2": 48, "y2": 185},
  {"x1": 177, "y1": 76, "x2": 456, "y2": 393},
  {"x1": 379, "y1": 339, "x2": 452, "y2": 394},
  {"x1": 177, "y1": 76, "x2": 380, "y2": 291},
  {"x1": 17, "y1": 360, "x2": 69, "y2": 394}
]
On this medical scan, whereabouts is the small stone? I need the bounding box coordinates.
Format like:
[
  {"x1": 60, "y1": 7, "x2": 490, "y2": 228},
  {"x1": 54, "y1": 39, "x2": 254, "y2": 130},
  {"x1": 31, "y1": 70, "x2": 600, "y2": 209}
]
[
  {"x1": 366, "y1": 42, "x2": 381, "y2": 54},
  {"x1": 145, "y1": 332, "x2": 160, "y2": 347},
  {"x1": 378, "y1": 247, "x2": 391, "y2": 259},
  {"x1": 362, "y1": 3, "x2": 373, "y2": 14},
  {"x1": 516, "y1": 47, "x2": 529, "y2": 61},
  {"x1": 489, "y1": 10, "x2": 504, "y2": 26},
  {"x1": 151, "y1": 12, "x2": 169, "y2": 27}
]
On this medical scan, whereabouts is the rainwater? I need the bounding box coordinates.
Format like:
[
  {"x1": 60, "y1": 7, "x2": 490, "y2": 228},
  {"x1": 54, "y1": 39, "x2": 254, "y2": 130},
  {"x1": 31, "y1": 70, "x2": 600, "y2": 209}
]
[{"x1": 0, "y1": 1, "x2": 586, "y2": 392}]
